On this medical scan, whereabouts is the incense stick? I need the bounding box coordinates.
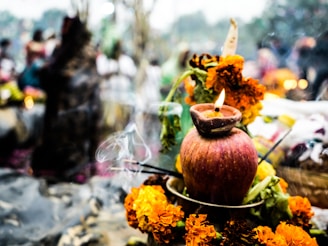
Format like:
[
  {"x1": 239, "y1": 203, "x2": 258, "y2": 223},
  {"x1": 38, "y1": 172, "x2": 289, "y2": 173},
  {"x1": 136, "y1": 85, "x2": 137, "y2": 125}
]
[
  {"x1": 123, "y1": 159, "x2": 183, "y2": 178},
  {"x1": 258, "y1": 128, "x2": 292, "y2": 165},
  {"x1": 110, "y1": 167, "x2": 170, "y2": 176}
]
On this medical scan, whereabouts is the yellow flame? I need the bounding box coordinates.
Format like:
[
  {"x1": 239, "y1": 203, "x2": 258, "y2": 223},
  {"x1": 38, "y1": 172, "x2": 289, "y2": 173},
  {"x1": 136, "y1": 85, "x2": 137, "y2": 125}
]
[{"x1": 215, "y1": 89, "x2": 225, "y2": 109}]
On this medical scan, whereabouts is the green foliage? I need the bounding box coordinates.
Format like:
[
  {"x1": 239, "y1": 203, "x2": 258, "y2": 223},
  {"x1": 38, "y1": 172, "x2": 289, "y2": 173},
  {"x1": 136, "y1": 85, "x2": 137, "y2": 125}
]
[{"x1": 243, "y1": 175, "x2": 293, "y2": 228}]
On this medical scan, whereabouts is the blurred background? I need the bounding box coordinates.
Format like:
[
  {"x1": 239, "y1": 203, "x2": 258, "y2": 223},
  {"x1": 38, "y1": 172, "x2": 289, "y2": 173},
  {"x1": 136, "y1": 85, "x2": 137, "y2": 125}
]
[
  {"x1": 0, "y1": 0, "x2": 326, "y2": 72},
  {"x1": 0, "y1": 1, "x2": 328, "y2": 245}
]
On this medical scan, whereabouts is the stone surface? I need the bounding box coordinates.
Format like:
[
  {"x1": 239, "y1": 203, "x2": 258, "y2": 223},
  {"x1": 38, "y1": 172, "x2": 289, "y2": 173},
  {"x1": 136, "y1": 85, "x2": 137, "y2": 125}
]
[{"x1": 0, "y1": 168, "x2": 147, "y2": 246}]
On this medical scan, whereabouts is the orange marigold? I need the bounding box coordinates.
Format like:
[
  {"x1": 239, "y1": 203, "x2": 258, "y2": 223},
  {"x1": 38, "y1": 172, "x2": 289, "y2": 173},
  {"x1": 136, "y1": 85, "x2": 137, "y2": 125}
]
[
  {"x1": 184, "y1": 79, "x2": 196, "y2": 105},
  {"x1": 288, "y1": 196, "x2": 314, "y2": 218},
  {"x1": 205, "y1": 56, "x2": 244, "y2": 93},
  {"x1": 279, "y1": 177, "x2": 288, "y2": 193},
  {"x1": 253, "y1": 222, "x2": 318, "y2": 246},
  {"x1": 288, "y1": 196, "x2": 314, "y2": 229},
  {"x1": 133, "y1": 185, "x2": 168, "y2": 232},
  {"x1": 185, "y1": 214, "x2": 216, "y2": 246},
  {"x1": 275, "y1": 222, "x2": 318, "y2": 246},
  {"x1": 124, "y1": 186, "x2": 141, "y2": 229},
  {"x1": 148, "y1": 203, "x2": 184, "y2": 244},
  {"x1": 253, "y1": 225, "x2": 276, "y2": 245},
  {"x1": 202, "y1": 55, "x2": 265, "y2": 125}
]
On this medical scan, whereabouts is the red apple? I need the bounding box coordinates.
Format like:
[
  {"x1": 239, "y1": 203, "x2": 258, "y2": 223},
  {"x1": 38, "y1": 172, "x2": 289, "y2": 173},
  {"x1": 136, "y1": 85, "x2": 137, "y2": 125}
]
[{"x1": 180, "y1": 127, "x2": 258, "y2": 205}]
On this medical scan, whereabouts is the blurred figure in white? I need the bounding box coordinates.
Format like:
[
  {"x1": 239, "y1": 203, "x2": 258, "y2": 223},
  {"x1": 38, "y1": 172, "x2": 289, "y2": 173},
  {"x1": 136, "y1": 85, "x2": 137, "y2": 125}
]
[
  {"x1": 0, "y1": 38, "x2": 16, "y2": 83},
  {"x1": 134, "y1": 56, "x2": 162, "y2": 149},
  {"x1": 43, "y1": 29, "x2": 60, "y2": 62},
  {"x1": 96, "y1": 39, "x2": 137, "y2": 133},
  {"x1": 136, "y1": 57, "x2": 162, "y2": 110}
]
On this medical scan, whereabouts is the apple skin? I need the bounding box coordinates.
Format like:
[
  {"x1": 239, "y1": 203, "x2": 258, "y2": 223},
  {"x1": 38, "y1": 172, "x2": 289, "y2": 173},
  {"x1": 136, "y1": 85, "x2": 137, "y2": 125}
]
[{"x1": 180, "y1": 127, "x2": 258, "y2": 205}]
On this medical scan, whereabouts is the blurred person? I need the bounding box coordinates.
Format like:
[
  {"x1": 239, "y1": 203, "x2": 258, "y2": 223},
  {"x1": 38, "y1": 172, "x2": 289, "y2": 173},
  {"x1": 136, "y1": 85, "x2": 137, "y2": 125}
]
[
  {"x1": 134, "y1": 56, "x2": 162, "y2": 146},
  {"x1": 97, "y1": 39, "x2": 137, "y2": 133},
  {"x1": 288, "y1": 36, "x2": 316, "y2": 81},
  {"x1": 256, "y1": 41, "x2": 279, "y2": 79},
  {"x1": 97, "y1": 39, "x2": 137, "y2": 92},
  {"x1": 0, "y1": 38, "x2": 16, "y2": 83},
  {"x1": 43, "y1": 28, "x2": 60, "y2": 61},
  {"x1": 270, "y1": 37, "x2": 290, "y2": 68},
  {"x1": 136, "y1": 57, "x2": 162, "y2": 109},
  {"x1": 31, "y1": 15, "x2": 103, "y2": 183},
  {"x1": 307, "y1": 31, "x2": 328, "y2": 100},
  {"x1": 18, "y1": 29, "x2": 46, "y2": 90}
]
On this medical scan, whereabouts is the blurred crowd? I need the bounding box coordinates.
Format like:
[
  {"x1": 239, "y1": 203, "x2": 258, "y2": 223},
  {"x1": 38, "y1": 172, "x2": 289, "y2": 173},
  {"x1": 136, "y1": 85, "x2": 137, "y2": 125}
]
[
  {"x1": 0, "y1": 13, "x2": 328, "y2": 183},
  {"x1": 245, "y1": 33, "x2": 328, "y2": 101}
]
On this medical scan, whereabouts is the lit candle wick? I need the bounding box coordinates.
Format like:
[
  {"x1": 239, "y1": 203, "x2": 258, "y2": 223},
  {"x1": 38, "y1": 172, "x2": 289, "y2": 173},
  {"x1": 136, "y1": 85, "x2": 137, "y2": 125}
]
[
  {"x1": 204, "y1": 107, "x2": 223, "y2": 118},
  {"x1": 203, "y1": 89, "x2": 225, "y2": 118}
]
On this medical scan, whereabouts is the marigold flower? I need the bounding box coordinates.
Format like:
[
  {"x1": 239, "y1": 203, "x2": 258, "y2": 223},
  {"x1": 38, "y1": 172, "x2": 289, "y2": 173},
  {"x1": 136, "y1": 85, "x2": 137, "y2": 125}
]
[
  {"x1": 288, "y1": 196, "x2": 314, "y2": 218},
  {"x1": 254, "y1": 222, "x2": 318, "y2": 246},
  {"x1": 125, "y1": 184, "x2": 186, "y2": 244},
  {"x1": 275, "y1": 222, "x2": 318, "y2": 246},
  {"x1": 279, "y1": 177, "x2": 288, "y2": 193},
  {"x1": 148, "y1": 204, "x2": 184, "y2": 244},
  {"x1": 253, "y1": 225, "x2": 276, "y2": 244},
  {"x1": 185, "y1": 214, "x2": 216, "y2": 246},
  {"x1": 124, "y1": 186, "x2": 141, "y2": 229},
  {"x1": 288, "y1": 196, "x2": 314, "y2": 229},
  {"x1": 187, "y1": 54, "x2": 265, "y2": 126},
  {"x1": 133, "y1": 185, "x2": 168, "y2": 232}
]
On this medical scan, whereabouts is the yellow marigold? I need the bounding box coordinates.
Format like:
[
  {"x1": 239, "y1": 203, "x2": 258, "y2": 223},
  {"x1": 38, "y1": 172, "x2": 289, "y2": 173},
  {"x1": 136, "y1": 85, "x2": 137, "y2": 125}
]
[
  {"x1": 124, "y1": 186, "x2": 141, "y2": 229},
  {"x1": 275, "y1": 222, "x2": 318, "y2": 246},
  {"x1": 148, "y1": 203, "x2": 184, "y2": 244},
  {"x1": 240, "y1": 101, "x2": 263, "y2": 126},
  {"x1": 185, "y1": 214, "x2": 216, "y2": 246},
  {"x1": 256, "y1": 160, "x2": 276, "y2": 181},
  {"x1": 133, "y1": 185, "x2": 168, "y2": 232}
]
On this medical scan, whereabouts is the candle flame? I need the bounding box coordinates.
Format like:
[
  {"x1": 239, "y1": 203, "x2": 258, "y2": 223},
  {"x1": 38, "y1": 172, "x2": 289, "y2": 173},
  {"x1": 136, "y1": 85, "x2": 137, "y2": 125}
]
[{"x1": 215, "y1": 89, "x2": 225, "y2": 110}]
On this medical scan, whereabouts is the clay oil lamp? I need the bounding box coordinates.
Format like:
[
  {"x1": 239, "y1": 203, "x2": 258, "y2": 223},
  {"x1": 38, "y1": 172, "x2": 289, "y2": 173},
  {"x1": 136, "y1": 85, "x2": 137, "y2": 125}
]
[{"x1": 179, "y1": 89, "x2": 258, "y2": 205}]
